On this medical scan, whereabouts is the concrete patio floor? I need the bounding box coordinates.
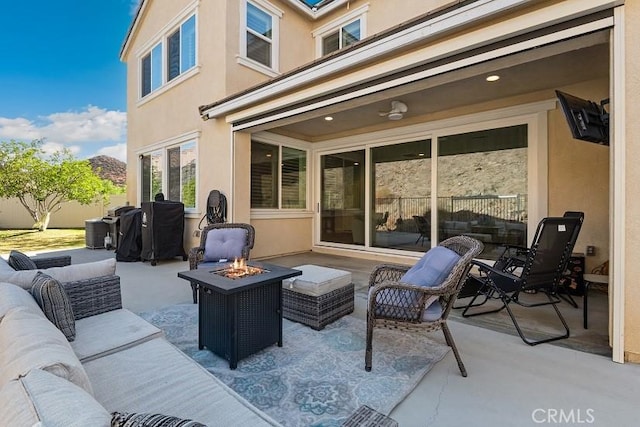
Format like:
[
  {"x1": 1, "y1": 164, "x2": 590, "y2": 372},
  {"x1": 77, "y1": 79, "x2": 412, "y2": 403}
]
[{"x1": 22, "y1": 247, "x2": 640, "y2": 427}]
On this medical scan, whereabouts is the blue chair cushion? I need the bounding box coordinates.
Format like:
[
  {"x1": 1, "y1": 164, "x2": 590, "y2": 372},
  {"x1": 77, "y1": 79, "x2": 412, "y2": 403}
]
[
  {"x1": 203, "y1": 228, "x2": 247, "y2": 262},
  {"x1": 401, "y1": 246, "x2": 461, "y2": 288},
  {"x1": 422, "y1": 300, "x2": 443, "y2": 321}
]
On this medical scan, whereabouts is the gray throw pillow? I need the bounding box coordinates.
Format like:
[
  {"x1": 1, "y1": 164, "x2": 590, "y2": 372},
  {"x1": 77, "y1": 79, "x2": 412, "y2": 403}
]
[
  {"x1": 203, "y1": 228, "x2": 247, "y2": 262},
  {"x1": 111, "y1": 412, "x2": 207, "y2": 427},
  {"x1": 8, "y1": 250, "x2": 37, "y2": 271},
  {"x1": 30, "y1": 272, "x2": 76, "y2": 341}
]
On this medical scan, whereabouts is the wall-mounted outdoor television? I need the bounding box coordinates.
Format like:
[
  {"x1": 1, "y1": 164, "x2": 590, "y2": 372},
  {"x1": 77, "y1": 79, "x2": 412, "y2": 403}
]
[{"x1": 556, "y1": 90, "x2": 609, "y2": 146}]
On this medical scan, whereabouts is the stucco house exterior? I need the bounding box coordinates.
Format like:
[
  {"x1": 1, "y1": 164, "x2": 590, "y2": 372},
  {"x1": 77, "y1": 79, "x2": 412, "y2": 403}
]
[{"x1": 120, "y1": 0, "x2": 638, "y2": 363}]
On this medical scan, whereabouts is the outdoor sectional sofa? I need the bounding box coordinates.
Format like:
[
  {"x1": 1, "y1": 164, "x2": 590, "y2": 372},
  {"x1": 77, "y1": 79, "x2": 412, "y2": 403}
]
[{"x1": 0, "y1": 256, "x2": 281, "y2": 426}]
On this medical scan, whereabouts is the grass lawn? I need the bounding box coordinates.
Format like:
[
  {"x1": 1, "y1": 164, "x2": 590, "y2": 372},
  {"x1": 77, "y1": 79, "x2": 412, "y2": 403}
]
[{"x1": 0, "y1": 229, "x2": 85, "y2": 254}]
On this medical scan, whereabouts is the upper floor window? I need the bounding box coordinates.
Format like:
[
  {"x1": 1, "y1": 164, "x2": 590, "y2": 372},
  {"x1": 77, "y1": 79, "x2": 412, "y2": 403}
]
[
  {"x1": 322, "y1": 19, "x2": 361, "y2": 55},
  {"x1": 239, "y1": 0, "x2": 282, "y2": 76},
  {"x1": 251, "y1": 140, "x2": 307, "y2": 209},
  {"x1": 141, "y1": 43, "x2": 163, "y2": 97},
  {"x1": 168, "y1": 15, "x2": 196, "y2": 82},
  {"x1": 247, "y1": 3, "x2": 273, "y2": 67},
  {"x1": 140, "y1": 14, "x2": 197, "y2": 98},
  {"x1": 312, "y1": 4, "x2": 367, "y2": 58},
  {"x1": 140, "y1": 139, "x2": 197, "y2": 210}
]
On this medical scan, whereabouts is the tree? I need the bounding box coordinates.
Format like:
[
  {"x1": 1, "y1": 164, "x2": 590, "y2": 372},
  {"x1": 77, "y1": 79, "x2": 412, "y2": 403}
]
[{"x1": 0, "y1": 140, "x2": 121, "y2": 231}]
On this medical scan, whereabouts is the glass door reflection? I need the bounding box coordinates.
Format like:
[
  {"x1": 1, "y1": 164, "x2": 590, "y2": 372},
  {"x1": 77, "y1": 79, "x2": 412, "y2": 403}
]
[{"x1": 320, "y1": 150, "x2": 365, "y2": 245}]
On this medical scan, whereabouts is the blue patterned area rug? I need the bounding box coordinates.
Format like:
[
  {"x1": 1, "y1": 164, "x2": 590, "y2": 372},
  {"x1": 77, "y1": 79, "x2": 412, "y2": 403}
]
[{"x1": 140, "y1": 304, "x2": 449, "y2": 427}]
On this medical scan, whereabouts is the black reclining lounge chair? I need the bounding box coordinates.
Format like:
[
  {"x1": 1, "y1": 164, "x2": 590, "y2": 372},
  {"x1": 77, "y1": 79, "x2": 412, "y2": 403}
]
[{"x1": 460, "y1": 215, "x2": 583, "y2": 346}]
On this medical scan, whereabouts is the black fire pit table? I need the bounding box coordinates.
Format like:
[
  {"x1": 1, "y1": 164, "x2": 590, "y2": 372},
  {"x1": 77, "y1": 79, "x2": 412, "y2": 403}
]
[{"x1": 178, "y1": 262, "x2": 301, "y2": 369}]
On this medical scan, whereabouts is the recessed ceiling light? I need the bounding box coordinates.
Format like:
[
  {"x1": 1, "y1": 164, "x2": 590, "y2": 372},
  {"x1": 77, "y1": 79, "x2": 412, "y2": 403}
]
[
  {"x1": 486, "y1": 75, "x2": 500, "y2": 82},
  {"x1": 418, "y1": 153, "x2": 425, "y2": 157},
  {"x1": 324, "y1": 116, "x2": 333, "y2": 121},
  {"x1": 266, "y1": 153, "x2": 272, "y2": 157}
]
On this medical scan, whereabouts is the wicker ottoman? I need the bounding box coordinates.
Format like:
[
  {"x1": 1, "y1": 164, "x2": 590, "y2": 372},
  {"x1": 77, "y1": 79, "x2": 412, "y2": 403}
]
[{"x1": 282, "y1": 265, "x2": 354, "y2": 330}]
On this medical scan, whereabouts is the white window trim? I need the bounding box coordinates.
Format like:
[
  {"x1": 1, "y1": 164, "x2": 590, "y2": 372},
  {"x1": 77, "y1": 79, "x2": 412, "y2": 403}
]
[
  {"x1": 250, "y1": 132, "x2": 311, "y2": 217},
  {"x1": 239, "y1": 0, "x2": 282, "y2": 76},
  {"x1": 136, "y1": 66, "x2": 200, "y2": 108},
  {"x1": 312, "y1": 4, "x2": 369, "y2": 58},
  {"x1": 237, "y1": 56, "x2": 280, "y2": 78},
  {"x1": 136, "y1": 2, "x2": 199, "y2": 101},
  {"x1": 136, "y1": 130, "x2": 201, "y2": 213},
  {"x1": 312, "y1": 100, "x2": 553, "y2": 257}
]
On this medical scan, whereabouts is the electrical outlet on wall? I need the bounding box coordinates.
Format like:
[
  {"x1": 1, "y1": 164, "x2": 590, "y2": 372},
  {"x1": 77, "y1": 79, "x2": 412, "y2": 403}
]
[{"x1": 586, "y1": 245, "x2": 596, "y2": 256}]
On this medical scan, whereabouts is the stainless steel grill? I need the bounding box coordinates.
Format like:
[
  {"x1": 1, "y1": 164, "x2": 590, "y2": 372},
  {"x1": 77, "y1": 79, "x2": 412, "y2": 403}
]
[{"x1": 102, "y1": 205, "x2": 135, "y2": 250}]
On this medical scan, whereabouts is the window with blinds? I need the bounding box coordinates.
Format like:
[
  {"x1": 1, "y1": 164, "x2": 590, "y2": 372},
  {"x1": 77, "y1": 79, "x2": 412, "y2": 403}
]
[
  {"x1": 246, "y1": 2, "x2": 273, "y2": 68},
  {"x1": 141, "y1": 43, "x2": 162, "y2": 97},
  {"x1": 140, "y1": 14, "x2": 196, "y2": 98},
  {"x1": 321, "y1": 19, "x2": 361, "y2": 56},
  {"x1": 251, "y1": 140, "x2": 307, "y2": 209}
]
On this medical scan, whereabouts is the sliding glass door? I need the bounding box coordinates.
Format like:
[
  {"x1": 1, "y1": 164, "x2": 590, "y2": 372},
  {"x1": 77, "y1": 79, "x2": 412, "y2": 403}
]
[
  {"x1": 437, "y1": 125, "x2": 528, "y2": 258},
  {"x1": 317, "y1": 123, "x2": 530, "y2": 260},
  {"x1": 371, "y1": 140, "x2": 432, "y2": 252},
  {"x1": 320, "y1": 150, "x2": 365, "y2": 245}
]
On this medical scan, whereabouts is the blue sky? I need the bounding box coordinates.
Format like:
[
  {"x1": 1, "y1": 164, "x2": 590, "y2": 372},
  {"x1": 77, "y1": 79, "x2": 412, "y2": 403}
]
[{"x1": 0, "y1": 1, "x2": 140, "y2": 162}]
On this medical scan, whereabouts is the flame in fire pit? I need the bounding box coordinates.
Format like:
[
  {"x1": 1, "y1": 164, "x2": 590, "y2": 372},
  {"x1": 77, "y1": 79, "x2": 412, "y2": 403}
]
[
  {"x1": 214, "y1": 258, "x2": 267, "y2": 280},
  {"x1": 232, "y1": 258, "x2": 246, "y2": 271}
]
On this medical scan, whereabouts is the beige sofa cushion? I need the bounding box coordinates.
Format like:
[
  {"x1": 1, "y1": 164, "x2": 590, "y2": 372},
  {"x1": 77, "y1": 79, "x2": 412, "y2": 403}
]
[
  {"x1": 0, "y1": 282, "x2": 45, "y2": 321},
  {"x1": 72, "y1": 308, "x2": 163, "y2": 363},
  {"x1": 0, "y1": 256, "x2": 15, "y2": 273},
  {"x1": 0, "y1": 308, "x2": 93, "y2": 395},
  {"x1": 0, "y1": 258, "x2": 116, "y2": 289},
  {"x1": 84, "y1": 338, "x2": 280, "y2": 426},
  {"x1": 0, "y1": 369, "x2": 110, "y2": 427}
]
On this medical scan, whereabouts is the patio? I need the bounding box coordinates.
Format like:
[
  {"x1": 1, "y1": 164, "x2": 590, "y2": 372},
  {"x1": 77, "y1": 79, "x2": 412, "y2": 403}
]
[{"x1": 24, "y1": 247, "x2": 640, "y2": 426}]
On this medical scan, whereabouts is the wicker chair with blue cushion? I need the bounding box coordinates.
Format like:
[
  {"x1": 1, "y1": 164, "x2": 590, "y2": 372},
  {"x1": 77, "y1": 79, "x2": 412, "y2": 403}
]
[
  {"x1": 365, "y1": 236, "x2": 483, "y2": 376},
  {"x1": 187, "y1": 223, "x2": 255, "y2": 303}
]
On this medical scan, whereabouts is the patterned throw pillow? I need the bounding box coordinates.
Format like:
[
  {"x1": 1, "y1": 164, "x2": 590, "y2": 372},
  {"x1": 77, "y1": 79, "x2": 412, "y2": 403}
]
[
  {"x1": 8, "y1": 250, "x2": 38, "y2": 271},
  {"x1": 111, "y1": 412, "x2": 207, "y2": 427},
  {"x1": 30, "y1": 272, "x2": 76, "y2": 341}
]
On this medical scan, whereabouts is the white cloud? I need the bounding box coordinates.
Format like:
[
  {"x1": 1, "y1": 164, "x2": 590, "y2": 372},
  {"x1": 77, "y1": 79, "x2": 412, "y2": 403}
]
[
  {"x1": 42, "y1": 106, "x2": 127, "y2": 144},
  {"x1": 0, "y1": 106, "x2": 127, "y2": 160},
  {"x1": 0, "y1": 117, "x2": 41, "y2": 141},
  {"x1": 41, "y1": 141, "x2": 81, "y2": 157},
  {"x1": 97, "y1": 143, "x2": 127, "y2": 163}
]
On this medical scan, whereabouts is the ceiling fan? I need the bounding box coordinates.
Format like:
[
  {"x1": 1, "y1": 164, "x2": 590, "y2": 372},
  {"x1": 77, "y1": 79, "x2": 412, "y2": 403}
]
[{"x1": 379, "y1": 101, "x2": 408, "y2": 120}]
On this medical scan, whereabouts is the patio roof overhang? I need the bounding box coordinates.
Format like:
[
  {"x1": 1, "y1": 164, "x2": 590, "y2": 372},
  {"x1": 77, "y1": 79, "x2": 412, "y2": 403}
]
[{"x1": 199, "y1": 0, "x2": 616, "y2": 140}]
